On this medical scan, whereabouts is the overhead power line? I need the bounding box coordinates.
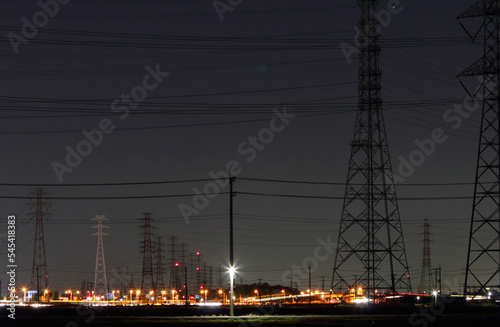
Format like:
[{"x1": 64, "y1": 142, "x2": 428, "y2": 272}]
[
  {"x1": 0, "y1": 176, "x2": 474, "y2": 188},
  {"x1": 0, "y1": 191, "x2": 470, "y2": 201}
]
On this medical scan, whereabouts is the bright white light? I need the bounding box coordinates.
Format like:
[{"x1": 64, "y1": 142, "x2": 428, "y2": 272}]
[
  {"x1": 229, "y1": 266, "x2": 236, "y2": 277},
  {"x1": 197, "y1": 302, "x2": 221, "y2": 307},
  {"x1": 352, "y1": 297, "x2": 369, "y2": 304},
  {"x1": 432, "y1": 291, "x2": 438, "y2": 296}
]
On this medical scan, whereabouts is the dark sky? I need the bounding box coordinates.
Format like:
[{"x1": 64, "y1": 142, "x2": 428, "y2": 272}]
[{"x1": 0, "y1": 0, "x2": 486, "y2": 295}]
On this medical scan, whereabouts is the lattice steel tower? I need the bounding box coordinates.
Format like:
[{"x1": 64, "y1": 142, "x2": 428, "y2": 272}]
[
  {"x1": 139, "y1": 212, "x2": 155, "y2": 295},
  {"x1": 419, "y1": 219, "x2": 433, "y2": 294},
  {"x1": 458, "y1": 0, "x2": 500, "y2": 298},
  {"x1": 331, "y1": 0, "x2": 411, "y2": 297},
  {"x1": 92, "y1": 215, "x2": 109, "y2": 298},
  {"x1": 29, "y1": 188, "x2": 51, "y2": 291}
]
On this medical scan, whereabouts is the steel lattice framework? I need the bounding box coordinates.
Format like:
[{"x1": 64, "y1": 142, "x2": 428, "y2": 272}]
[
  {"x1": 139, "y1": 212, "x2": 155, "y2": 296},
  {"x1": 331, "y1": 0, "x2": 411, "y2": 297},
  {"x1": 419, "y1": 219, "x2": 433, "y2": 294},
  {"x1": 458, "y1": 0, "x2": 500, "y2": 298},
  {"x1": 29, "y1": 188, "x2": 51, "y2": 292},
  {"x1": 92, "y1": 215, "x2": 109, "y2": 298}
]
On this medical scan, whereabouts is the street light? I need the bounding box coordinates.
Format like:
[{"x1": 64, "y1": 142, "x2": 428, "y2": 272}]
[
  {"x1": 171, "y1": 289, "x2": 177, "y2": 303},
  {"x1": 149, "y1": 290, "x2": 154, "y2": 303},
  {"x1": 229, "y1": 266, "x2": 236, "y2": 315},
  {"x1": 200, "y1": 289, "x2": 208, "y2": 303},
  {"x1": 218, "y1": 289, "x2": 226, "y2": 304}
]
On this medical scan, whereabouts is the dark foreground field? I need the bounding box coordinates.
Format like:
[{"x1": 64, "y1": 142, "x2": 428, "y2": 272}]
[{"x1": 1, "y1": 303, "x2": 500, "y2": 327}]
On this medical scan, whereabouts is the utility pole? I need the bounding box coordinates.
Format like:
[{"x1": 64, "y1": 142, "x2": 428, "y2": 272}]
[
  {"x1": 229, "y1": 174, "x2": 236, "y2": 316},
  {"x1": 168, "y1": 236, "x2": 178, "y2": 293},
  {"x1": 36, "y1": 267, "x2": 40, "y2": 303},
  {"x1": 308, "y1": 265, "x2": 312, "y2": 308},
  {"x1": 439, "y1": 265, "x2": 442, "y2": 295},
  {"x1": 184, "y1": 267, "x2": 188, "y2": 306}
]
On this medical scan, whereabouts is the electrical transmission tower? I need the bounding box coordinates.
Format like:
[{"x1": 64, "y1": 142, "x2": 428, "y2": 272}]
[
  {"x1": 331, "y1": 0, "x2": 411, "y2": 297},
  {"x1": 139, "y1": 213, "x2": 155, "y2": 297},
  {"x1": 29, "y1": 188, "x2": 51, "y2": 292},
  {"x1": 92, "y1": 215, "x2": 109, "y2": 299},
  {"x1": 155, "y1": 236, "x2": 166, "y2": 296},
  {"x1": 458, "y1": 0, "x2": 500, "y2": 298},
  {"x1": 419, "y1": 219, "x2": 433, "y2": 294}
]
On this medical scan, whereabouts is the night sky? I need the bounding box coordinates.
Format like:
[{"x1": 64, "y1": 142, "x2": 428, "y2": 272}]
[{"x1": 0, "y1": 0, "x2": 486, "y2": 295}]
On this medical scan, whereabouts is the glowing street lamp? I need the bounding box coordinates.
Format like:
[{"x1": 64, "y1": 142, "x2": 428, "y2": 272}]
[
  {"x1": 254, "y1": 289, "x2": 260, "y2": 304},
  {"x1": 161, "y1": 290, "x2": 166, "y2": 302},
  {"x1": 200, "y1": 289, "x2": 208, "y2": 302},
  {"x1": 229, "y1": 266, "x2": 236, "y2": 314},
  {"x1": 149, "y1": 290, "x2": 155, "y2": 303}
]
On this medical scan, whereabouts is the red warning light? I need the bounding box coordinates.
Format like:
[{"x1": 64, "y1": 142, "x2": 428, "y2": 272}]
[
  {"x1": 175, "y1": 262, "x2": 179, "y2": 267},
  {"x1": 196, "y1": 267, "x2": 200, "y2": 271},
  {"x1": 196, "y1": 252, "x2": 200, "y2": 256}
]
